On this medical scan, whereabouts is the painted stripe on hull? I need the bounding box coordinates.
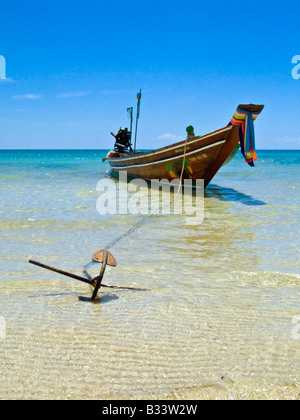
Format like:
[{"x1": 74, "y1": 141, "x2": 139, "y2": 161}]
[
  {"x1": 109, "y1": 140, "x2": 226, "y2": 170},
  {"x1": 107, "y1": 126, "x2": 232, "y2": 165}
]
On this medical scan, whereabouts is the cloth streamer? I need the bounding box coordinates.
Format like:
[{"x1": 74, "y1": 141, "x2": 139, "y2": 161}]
[{"x1": 230, "y1": 106, "x2": 262, "y2": 166}]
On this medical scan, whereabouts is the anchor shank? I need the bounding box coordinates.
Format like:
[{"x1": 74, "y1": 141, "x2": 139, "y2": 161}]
[
  {"x1": 91, "y1": 251, "x2": 108, "y2": 300},
  {"x1": 29, "y1": 259, "x2": 94, "y2": 286}
]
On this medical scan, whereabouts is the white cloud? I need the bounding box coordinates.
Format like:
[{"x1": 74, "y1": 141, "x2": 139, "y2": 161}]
[
  {"x1": 100, "y1": 89, "x2": 132, "y2": 95},
  {"x1": 57, "y1": 91, "x2": 90, "y2": 98},
  {"x1": 12, "y1": 94, "x2": 43, "y2": 99},
  {"x1": 272, "y1": 135, "x2": 300, "y2": 149},
  {"x1": 158, "y1": 133, "x2": 179, "y2": 141},
  {"x1": 0, "y1": 77, "x2": 14, "y2": 83}
]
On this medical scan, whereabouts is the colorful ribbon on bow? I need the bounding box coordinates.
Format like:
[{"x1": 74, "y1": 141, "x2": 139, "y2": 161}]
[{"x1": 230, "y1": 106, "x2": 262, "y2": 166}]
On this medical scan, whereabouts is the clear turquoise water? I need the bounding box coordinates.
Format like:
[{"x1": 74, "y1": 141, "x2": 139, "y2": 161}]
[{"x1": 0, "y1": 149, "x2": 299, "y2": 399}]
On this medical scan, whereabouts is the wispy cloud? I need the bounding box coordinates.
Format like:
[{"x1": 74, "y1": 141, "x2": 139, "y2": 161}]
[
  {"x1": 57, "y1": 91, "x2": 90, "y2": 98},
  {"x1": 100, "y1": 89, "x2": 132, "y2": 95},
  {"x1": 158, "y1": 133, "x2": 179, "y2": 141},
  {"x1": 0, "y1": 77, "x2": 15, "y2": 84},
  {"x1": 273, "y1": 135, "x2": 300, "y2": 148},
  {"x1": 12, "y1": 94, "x2": 44, "y2": 99}
]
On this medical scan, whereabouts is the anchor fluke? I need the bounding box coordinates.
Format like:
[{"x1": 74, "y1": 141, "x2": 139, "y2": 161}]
[{"x1": 92, "y1": 249, "x2": 117, "y2": 267}]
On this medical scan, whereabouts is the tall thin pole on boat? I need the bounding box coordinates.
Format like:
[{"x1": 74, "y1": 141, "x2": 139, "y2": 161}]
[
  {"x1": 127, "y1": 106, "x2": 133, "y2": 149},
  {"x1": 134, "y1": 89, "x2": 142, "y2": 153}
]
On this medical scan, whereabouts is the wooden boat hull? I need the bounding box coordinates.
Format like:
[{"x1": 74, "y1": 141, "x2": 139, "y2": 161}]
[{"x1": 107, "y1": 124, "x2": 241, "y2": 188}]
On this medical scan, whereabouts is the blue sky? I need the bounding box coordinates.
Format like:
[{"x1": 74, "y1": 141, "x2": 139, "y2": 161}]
[{"x1": 0, "y1": 0, "x2": 299, "y2": 149}]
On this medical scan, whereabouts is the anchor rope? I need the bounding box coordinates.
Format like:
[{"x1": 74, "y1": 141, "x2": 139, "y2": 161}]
[
  {"x1": 82, "y1": 216, "x2": 148, "y2": 276},
  {"x1": 175, "y1": 135, "x2": 188, "y2": 197},
  {"x1": 105, "y1": 218, "x2": 147, "y2": 250}
]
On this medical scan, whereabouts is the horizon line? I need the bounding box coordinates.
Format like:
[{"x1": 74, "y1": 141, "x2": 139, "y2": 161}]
[{"x1": 1, "y1": 148, "x2": 299, "y2": 152}]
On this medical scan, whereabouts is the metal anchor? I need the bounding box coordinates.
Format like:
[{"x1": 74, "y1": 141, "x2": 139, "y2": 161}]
[
  {"x1": 89, "y1": 249, "x2": 117, "y2": 300},
  {"x1": 29, "y1": 249, "x2": 118, "y2": 302}
]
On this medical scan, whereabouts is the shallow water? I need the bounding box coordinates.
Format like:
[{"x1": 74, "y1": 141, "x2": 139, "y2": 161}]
[{"x1": 0, "y1": 149, "x2": 299, "y2": 399}]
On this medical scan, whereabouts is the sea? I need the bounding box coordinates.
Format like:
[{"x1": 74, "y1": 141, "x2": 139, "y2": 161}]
[{"x1": 0, "y1": 149, "x2": 299, "y2": 400}]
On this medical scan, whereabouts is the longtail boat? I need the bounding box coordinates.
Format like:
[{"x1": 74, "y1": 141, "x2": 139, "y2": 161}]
[{"x1": 104, "y1": 96, "x2": 264, "y2": 189}]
